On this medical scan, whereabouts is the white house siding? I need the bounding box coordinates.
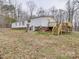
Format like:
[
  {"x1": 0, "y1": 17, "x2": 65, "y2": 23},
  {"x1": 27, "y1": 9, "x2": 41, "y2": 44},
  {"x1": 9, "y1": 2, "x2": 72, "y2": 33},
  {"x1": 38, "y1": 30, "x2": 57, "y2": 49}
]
[
  {"x1": 11, "y1": 21, "x2": 28, "y2": 28},
  {"x1": 30, "y1": 18, "x2": 49, "y2": 27},
  {"x1": 29, "y1": 17, "x2": 56, "y2": 31},
  {"x1": 30, "y1": 17, "x2": 56, "y2": 27}
]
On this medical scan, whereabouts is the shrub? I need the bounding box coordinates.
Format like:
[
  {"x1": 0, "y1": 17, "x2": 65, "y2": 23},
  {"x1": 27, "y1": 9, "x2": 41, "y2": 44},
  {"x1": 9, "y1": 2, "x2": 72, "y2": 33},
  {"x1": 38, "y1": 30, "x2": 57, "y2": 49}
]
[{"x1": 52, "y1": 22, "x2": 72, "y2": 35}]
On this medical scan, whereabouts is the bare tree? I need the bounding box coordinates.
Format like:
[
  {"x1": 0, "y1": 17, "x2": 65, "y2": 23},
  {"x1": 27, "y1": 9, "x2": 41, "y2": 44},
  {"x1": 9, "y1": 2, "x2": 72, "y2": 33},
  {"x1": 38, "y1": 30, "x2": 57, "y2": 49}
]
[
  {"x1": 36, "y1": 7, "x2": 46, "y2": 17},
  {"x1": 66, "y1": 0, "x2": 79, "y2": 31},
  {"x1": 26, "y1": 1, "x2": 36, "y2": 31},
  {"x1": 26, "y1": 1, "x2": 36, "y2": 20},
  {"x1": 50, "y1": 6, "x2": 57, "y2": 17},
  {"x1": 49, "y1": 6, "x2": 58, "y2": 22},
  {"x1": 13, "y1": 0, "x2": 19, "y2": 20},
  {"x1": 0, "y1": 0, "x2": 3, "y2": 14},
  {"x1": 17, "y1": 4, "x2": 22, "y2": 21},
  {"x1": 66, "y1": 0, "x2": 79, "y2": 23}
]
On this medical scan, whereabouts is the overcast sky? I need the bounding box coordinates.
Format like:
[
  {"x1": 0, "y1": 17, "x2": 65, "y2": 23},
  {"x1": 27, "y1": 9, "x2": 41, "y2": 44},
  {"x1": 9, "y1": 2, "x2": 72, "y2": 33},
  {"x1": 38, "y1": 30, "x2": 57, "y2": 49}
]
[{"x1": 15, "y1": 0, "x2": 68, "y2": 11}]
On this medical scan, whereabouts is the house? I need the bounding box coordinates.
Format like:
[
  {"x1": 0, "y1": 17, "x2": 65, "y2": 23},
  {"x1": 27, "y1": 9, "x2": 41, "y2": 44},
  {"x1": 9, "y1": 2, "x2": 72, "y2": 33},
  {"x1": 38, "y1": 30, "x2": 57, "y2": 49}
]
[
  {"x1": 30, "y1": 17, "x2": 56, "y2": 31},
  {"x1": 11, "y1": 21, "x2": 28, "y2": 29},
  {"x1": 11, "y1": 16, "x2": 56, "y2": 31}
]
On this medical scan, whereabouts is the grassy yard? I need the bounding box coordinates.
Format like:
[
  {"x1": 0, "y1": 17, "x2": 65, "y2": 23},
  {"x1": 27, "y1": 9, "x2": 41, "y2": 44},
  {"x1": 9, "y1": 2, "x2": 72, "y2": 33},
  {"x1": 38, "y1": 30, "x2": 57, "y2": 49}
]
[{"x1": 0, "y1": 28, "x2": 79, "y2": 59}]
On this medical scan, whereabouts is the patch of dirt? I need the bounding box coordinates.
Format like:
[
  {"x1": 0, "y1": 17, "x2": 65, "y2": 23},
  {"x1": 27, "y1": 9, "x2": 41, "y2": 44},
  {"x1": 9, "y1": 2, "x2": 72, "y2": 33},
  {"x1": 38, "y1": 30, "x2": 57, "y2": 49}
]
[{"x1": 0, "y1": 28, "x2": 79, "y2": 59}]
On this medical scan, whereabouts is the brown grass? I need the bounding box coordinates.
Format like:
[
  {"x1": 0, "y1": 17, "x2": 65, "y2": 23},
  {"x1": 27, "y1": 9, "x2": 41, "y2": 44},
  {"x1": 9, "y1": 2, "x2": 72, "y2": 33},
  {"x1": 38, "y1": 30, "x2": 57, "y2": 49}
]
[{"x1": 0, "y1": 28, "x2": 79, "y2": 59}]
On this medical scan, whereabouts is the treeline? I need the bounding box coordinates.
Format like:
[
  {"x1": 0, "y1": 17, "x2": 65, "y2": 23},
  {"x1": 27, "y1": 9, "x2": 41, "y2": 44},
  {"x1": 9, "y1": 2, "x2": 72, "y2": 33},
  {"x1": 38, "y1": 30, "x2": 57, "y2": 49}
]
[{"x1": 0, "y1": 0, "x2": 79, "y2": 30}]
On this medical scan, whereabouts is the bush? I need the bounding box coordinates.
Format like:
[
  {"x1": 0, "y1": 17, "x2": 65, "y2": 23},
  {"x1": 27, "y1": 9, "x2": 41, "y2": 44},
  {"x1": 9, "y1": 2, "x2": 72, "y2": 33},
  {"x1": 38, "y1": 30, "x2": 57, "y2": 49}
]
[{"x1": 52, "y1": 22, "x2": 72, "y2": 35}]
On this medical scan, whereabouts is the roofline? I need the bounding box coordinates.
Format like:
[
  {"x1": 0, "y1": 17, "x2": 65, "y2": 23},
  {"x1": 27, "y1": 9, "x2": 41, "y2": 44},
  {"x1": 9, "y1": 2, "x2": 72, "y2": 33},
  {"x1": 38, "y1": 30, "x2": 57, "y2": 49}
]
[{"x1": 31, "y1": 16, "x2": 54, "y2": 19}]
